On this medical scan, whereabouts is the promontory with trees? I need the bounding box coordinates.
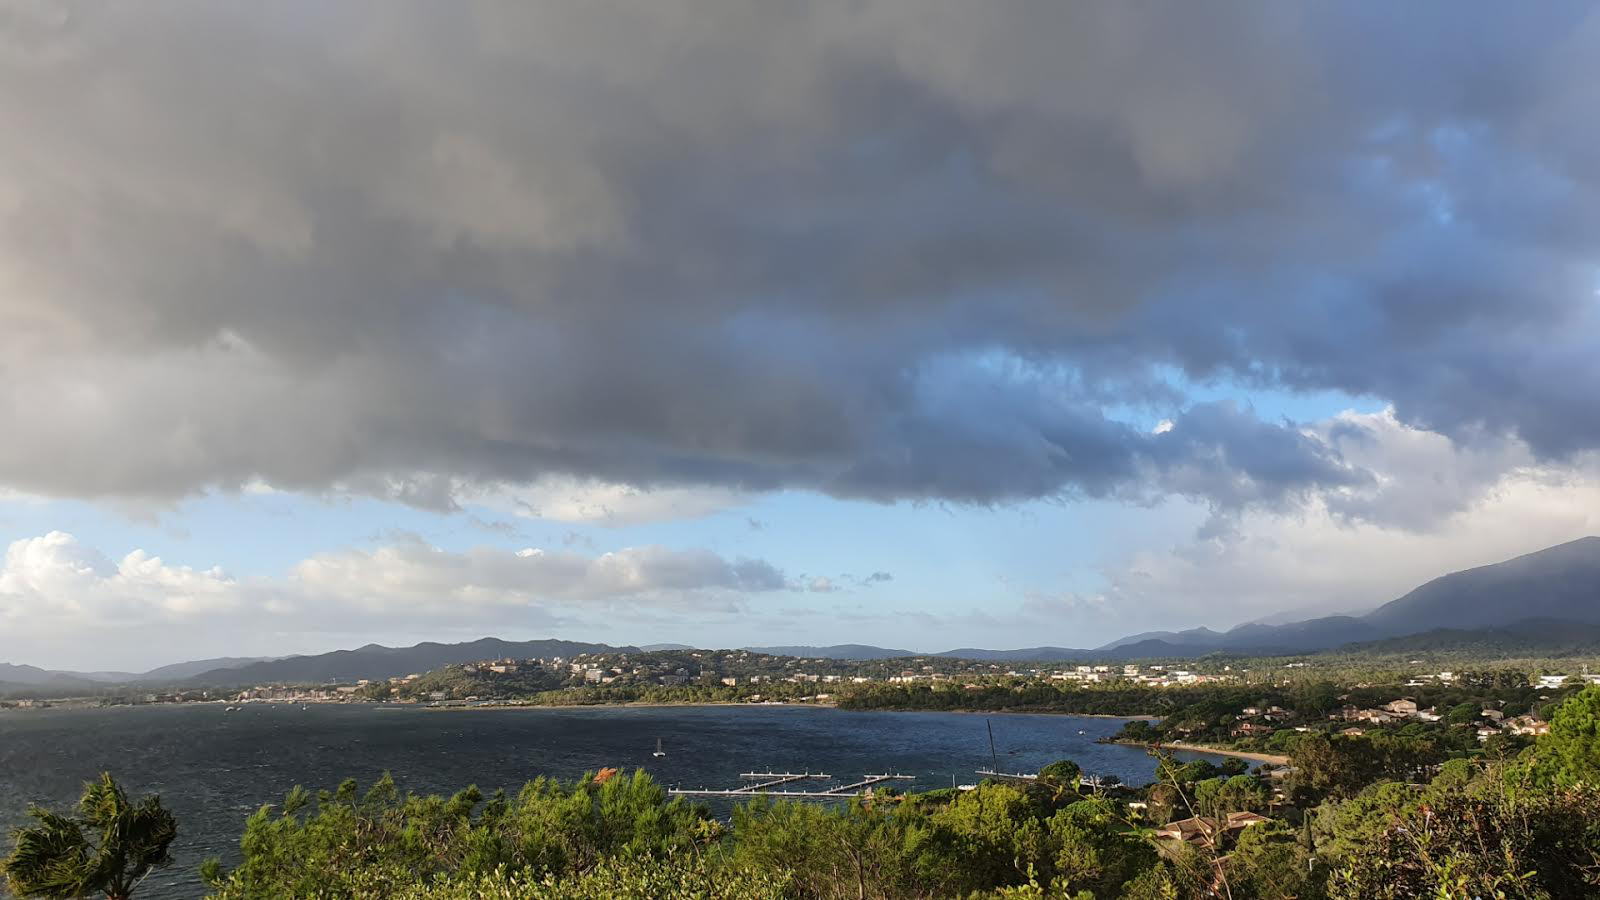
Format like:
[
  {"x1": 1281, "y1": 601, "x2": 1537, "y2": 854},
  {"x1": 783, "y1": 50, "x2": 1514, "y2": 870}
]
[{"x1": 8, "y1": 684, "x2": 1600, "y2": 898}]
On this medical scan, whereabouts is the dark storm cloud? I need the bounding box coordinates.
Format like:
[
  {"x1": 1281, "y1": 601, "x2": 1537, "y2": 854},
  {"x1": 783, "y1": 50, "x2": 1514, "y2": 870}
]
[{"x1": 2, "y1": 1, "x2": 1597, "y2": 513}]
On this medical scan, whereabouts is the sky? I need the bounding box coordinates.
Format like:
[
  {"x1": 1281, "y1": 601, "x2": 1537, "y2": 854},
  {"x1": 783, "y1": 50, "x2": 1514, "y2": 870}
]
[{"x1": 4, "y1": 2, "x2": 1600, "y2": 671}]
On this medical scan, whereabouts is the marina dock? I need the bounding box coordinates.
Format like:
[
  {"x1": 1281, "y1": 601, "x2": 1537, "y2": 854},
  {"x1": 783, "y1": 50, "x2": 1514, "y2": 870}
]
[{"x1": 669, "y1": 770, "x2": 915, "y2": 799}]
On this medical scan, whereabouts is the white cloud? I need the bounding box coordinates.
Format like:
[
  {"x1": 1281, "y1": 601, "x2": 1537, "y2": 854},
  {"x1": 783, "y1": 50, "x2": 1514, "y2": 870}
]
[
  {"x1": 0, "y1": 532, "x2": 791, "y2": 668},
  {"x1": 0, "y1": 531, "x2": 243, "y2": 629},
  {"x1": 1313, "y1": 408, "x2": 1541, "y2": 531},
  {"x1": 1082, "y1": 415, "x2": 1600, "y2": 632},
  {"x1": 284, "y1": 474, "x2": 751, "y2": 525},
  {"x1": 928, "y1": 410, "x2": 1600, "y2": 643},
  {"x1": 487, "y1": 477, "x2": 750, "y2": 527},
  {"x1": 289, "y1": 539, "x2": 783, "y2": 616}
]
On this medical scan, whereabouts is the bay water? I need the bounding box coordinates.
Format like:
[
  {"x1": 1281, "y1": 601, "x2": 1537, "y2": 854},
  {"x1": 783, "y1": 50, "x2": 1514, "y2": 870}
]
[{"x1": 0, "y1": 704, "x2": 1213, "y2": 898}]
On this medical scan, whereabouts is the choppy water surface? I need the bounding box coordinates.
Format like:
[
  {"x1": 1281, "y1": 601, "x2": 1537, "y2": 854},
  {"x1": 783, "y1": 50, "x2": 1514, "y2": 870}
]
[{"x1": 0, "y1": 704, "x2": 1212, "y2": 898}]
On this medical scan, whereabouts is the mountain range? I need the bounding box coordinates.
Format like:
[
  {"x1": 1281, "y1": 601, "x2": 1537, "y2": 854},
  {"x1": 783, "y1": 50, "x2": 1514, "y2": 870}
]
[
  {"x1": 1086, "y1": 536, "x2": 1600, "y2": 656},
  {"x1": 744, "y1": 644, "x2": 918, "y2": 660},
  {"x1": 176, "y1": 638, "x2": 635, "y2": 686},
  {"x1": 758, "y1": 537, "x2": 1600, "y2": 660},
  {"x1": 5, "y1": 536, "x2": 1598, "y2": 686},
  {"x1": 2, "y1": 640, "x2": 631, "y2": 692},
  {"x1": 0, "y1": 656, "x2": 271, "y2": 692}
]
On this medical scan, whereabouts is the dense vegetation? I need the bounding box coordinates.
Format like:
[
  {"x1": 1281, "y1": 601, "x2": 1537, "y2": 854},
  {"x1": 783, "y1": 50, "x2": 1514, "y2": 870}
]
[
  {"x1": 9, "y1": 687, "x2": 1600, "y2": 899},
  {"x1": 1104, "y1": 673, "x2": 1575, "y2": 756},
  {"x1": 10, "y1": 638, "x2": 1600, "y2": 709}
]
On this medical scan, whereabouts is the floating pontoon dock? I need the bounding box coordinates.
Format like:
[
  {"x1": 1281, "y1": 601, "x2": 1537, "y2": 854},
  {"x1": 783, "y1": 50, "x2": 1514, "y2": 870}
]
[
  {"x1": 974, "y1": 769, "x2": 1038, "y2": 781},
  {"x1": 669, "y1": 771, "x2": 915, "y2": 799}
]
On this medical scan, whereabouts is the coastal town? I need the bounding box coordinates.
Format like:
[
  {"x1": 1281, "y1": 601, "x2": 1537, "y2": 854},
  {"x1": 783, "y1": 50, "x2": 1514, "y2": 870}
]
[
  {"x1": 7, "y1": 647, "x2": 1595, "y2": 761},
  {"x1": 0, "y1": 648, "x2": 1231, "y2": 709}
]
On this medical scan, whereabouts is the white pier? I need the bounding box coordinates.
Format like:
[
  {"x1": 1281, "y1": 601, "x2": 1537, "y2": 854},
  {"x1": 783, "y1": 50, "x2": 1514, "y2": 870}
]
[
  {"x1": 974, "y1": 769, "x2": 1038, "y2": 781},
  {"x1": 669, "y1": 770, "x2": 915, "y2": 799},
  {"x1": 732, "y1": 772, "x2": 831, "y2": 792},
  {"x1": 823, "y1": 773, "x2": 915, "y2": 794}
]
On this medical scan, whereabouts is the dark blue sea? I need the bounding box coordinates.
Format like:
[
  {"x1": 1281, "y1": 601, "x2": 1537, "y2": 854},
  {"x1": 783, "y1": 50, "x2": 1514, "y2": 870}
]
[{"x1": 0, "y1": 704, "x2": 1217, "y2": 898}]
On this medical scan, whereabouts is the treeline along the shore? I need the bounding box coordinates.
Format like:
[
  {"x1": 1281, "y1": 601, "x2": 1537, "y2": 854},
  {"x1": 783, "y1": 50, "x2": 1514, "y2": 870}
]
[{"x1": 7, "y1": 686, "x2": 1600, "y2": 899}]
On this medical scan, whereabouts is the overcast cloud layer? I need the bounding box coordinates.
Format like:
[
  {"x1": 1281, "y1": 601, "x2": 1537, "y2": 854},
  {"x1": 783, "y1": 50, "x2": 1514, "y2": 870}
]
[
  {"x1": 6, "y1": 4, "x2": 1600, "y2": 667},
  {"x1": 4, "y1": 2, "x2": 1598, "y2": 518}
]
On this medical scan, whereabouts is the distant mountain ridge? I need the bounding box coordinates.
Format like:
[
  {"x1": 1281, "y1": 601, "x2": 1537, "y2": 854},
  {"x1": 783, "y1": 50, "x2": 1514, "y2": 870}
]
[
  {"x1": 0, "y1": 656, "x2": 273, "y2": 688},
  {"x1": 934, "y1": 647, "x2": 1090, "y2": 662},
  {"x1": 1076, "y1": 537, "x2": 1600, "y2": 657},
  {"x1": 1335, "y1": 620, "x2": 1600, "y2": 657},
  {"x1": 7, "y1": 537, "x2": 1597, "y2": 680},
  {"x1": 1094, "y1": 616, "x2": 1384, "y2": 655},
  {"x1": 747, "y1": 537, "x2": 1600, "y2": 660},
  {"x1": 0, "y1": 663, "x2": 100, "y2": 689},
  {"x1": 180, "y1": 637, "x2": 636, "y2": 685},
  {"x1": 744, "y1": 644, "x2": 917, "y2": 660},
  {"x1": 135, "y1": 656, "x2": 279, "y2": 681},
  {"x1": 1365, "y1": 536, "x2": 1600, "y2": 633}
]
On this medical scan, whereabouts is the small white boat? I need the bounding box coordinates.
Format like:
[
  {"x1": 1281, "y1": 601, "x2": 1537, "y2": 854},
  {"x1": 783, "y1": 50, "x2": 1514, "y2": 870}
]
[
  {"x1": 652, "y1": 738, "x2": 667, "y2": 758},
  {"x1": 225, "y1": 706, "x2": 238, "y2": 712}
]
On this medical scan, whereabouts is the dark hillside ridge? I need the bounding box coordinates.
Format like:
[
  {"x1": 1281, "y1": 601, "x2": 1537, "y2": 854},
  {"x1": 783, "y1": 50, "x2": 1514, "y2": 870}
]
[
  {"x1": 1363, "y1": 536, "x2": 1600, "y2": 634},
  {"x1": 0, "y1": 663, "x2": 100, "y2": 689},
  {"x1": 1333, "y1": 619, "x2": 1600, "y2": 657},
  {"x1": 744, "y1": 644, "x2": 918, "y2": 660},
  {"x1": 1083, "y1": 536, "x2": 1600, "y2": 656},
  {"x1": 934, "y1": 647, "x2": 1092, "y2": 662},
  {"x1": 181, "y1": 637, "x2": 637, "y2": 686},
  {"x1": 134, "y1": 656, "x2": 277, "y2": 682}
]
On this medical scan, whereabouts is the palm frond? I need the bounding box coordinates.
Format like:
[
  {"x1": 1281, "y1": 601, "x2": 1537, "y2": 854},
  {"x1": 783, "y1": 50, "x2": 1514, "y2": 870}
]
[
  {"x1": 3, "y1": 809, "x2": 95, "y2": 898},
  {"x1": 2, "y1": 774, "x2": 177, "y2": 900}
]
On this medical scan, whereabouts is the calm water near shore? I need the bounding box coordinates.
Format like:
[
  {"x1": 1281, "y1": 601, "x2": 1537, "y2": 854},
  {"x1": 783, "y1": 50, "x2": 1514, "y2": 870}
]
[{"x1": 0, "y1": 703, "x2": 1223, "y2": 899}]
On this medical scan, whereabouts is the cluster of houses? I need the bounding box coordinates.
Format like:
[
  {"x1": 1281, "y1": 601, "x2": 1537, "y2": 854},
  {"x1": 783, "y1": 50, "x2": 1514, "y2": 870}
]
[
  {"x1": 1049, "y1": 664, "x2": 1218, "y2": 687},
  {"x1": 1154, "y1": 811, "x2": 1273, "y2": 849},
  {"x1": 1223, "y1": 694, "x2": 1555, "y2": 743},
  {"x1": 1335, "y1": 697, "x2": 1440, "y2": 725},
  {"x1": 1534, "y1": 672, "x2": 1600, "y2": 689},
  {"x1": 1230, "y1": 704, "x2": 1294, "y2": 737},
  {"x1": 1401, "y1": 670, "x2": 1600, "y2": 689},
  {"x1": 402, "y1": 651, "x2": 1244, "y2": 695},
  {"x1": 573, "y1": 661, "x2": 694, "y2": 685},
  {"x1": 383, "y1": 648, "x2": 1248, "y2": 694},
  {"x1": 1328, "y1": 697, "x2": 1549, "y2": 740},
  {"x1": 222, "y1": 654, "x2": 1600, "y2": 712},
  {"x1": 233, "y1": 685, "x2": 351, "y2": 703},
  {"x1": 881, "y1": 663, "x2": 1223, "y2": 688},
  {"x1": 460, "y1": 658, "x2": 522, "y2": 675}
]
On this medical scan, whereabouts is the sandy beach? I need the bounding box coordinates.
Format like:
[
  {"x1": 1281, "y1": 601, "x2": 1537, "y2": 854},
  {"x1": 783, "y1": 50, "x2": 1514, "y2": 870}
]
[{"x1": 1109, "y1": 739, "x2": 1290, "y2": 766}]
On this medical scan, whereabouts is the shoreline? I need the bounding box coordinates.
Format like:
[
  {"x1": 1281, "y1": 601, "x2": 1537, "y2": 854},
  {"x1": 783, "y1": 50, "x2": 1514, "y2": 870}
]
[
  {"x1": 417, "y1": 702, "x2": 1159, "y2": 720},
  {"x1": 939, "y1": 709, "x2": 1159, "y2": 720},
  {"x1": 417, "y1": 700, "x2": 812, "y2": 711},
  {"x1": 1106, "y1": 738, "x2": 1290, "y2": 766},
  {"x1": 7, "y1": 699, "x2": 1165, "y2": 721}
]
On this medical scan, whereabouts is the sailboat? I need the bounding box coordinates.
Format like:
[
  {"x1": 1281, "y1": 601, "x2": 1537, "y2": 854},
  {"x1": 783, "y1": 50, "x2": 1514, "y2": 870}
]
[{"x1": 653, "y1": 738, "x2": 667, "y2": 758}]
